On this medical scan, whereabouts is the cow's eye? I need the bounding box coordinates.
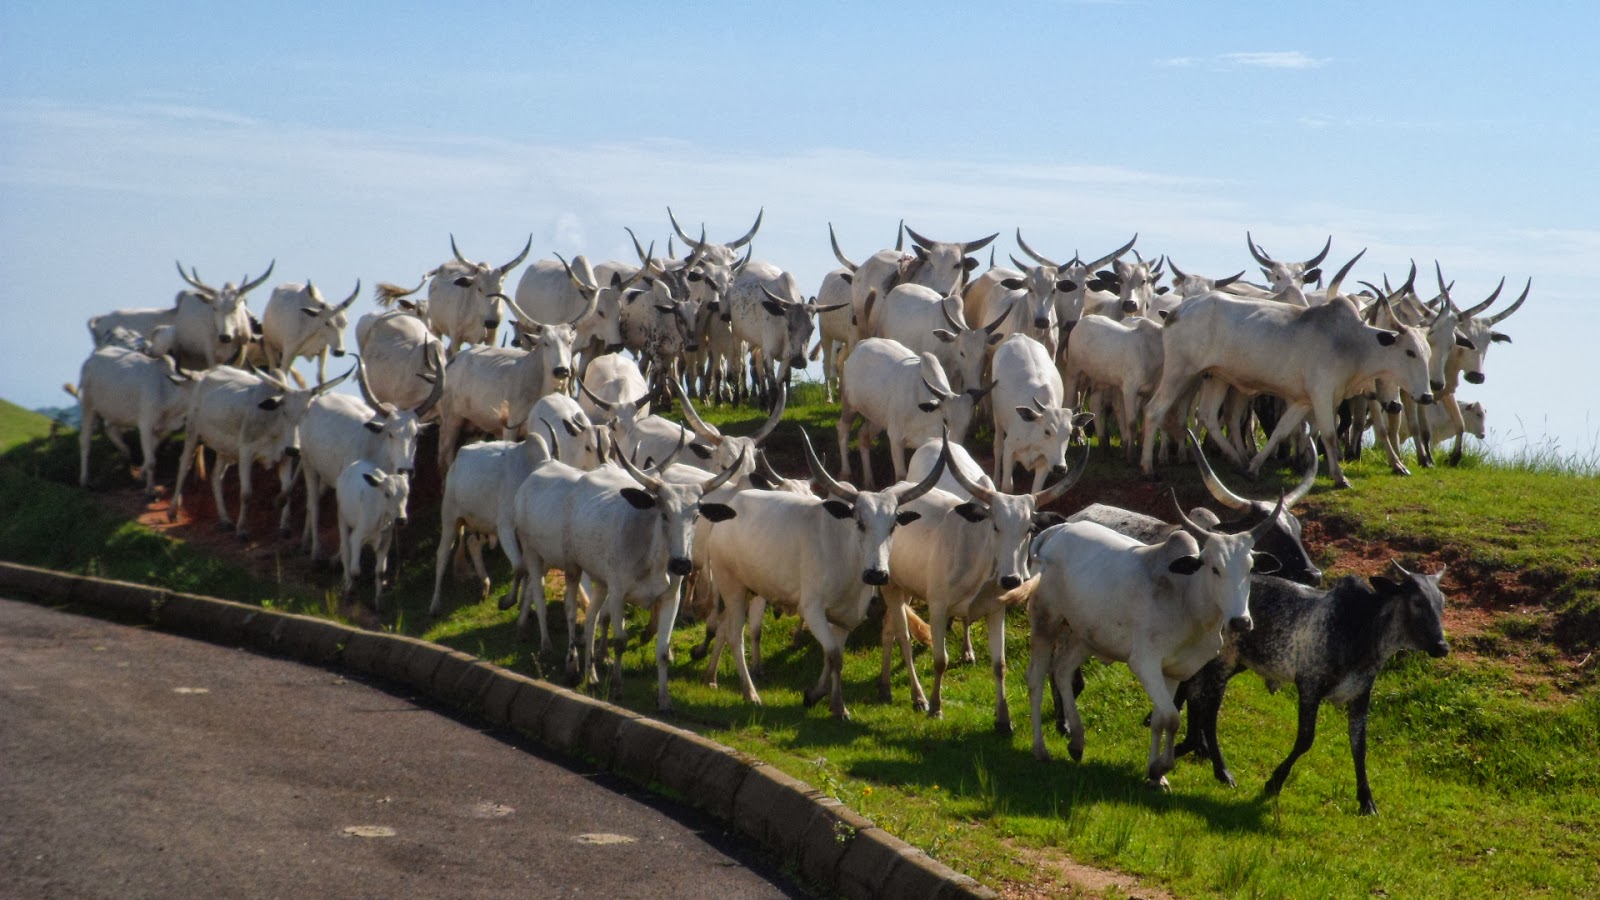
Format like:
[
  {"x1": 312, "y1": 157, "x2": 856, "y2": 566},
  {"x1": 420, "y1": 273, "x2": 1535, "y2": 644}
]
[
  {"x1": 1211, "y1": 566, "x2": 1220, "y2": 576},
  {"x1": 1406, "y1": 350, "x2": 1417, "y2": 358},
  {"x1": 856, "y1": 521, "x2": 865, "y2": 532}
]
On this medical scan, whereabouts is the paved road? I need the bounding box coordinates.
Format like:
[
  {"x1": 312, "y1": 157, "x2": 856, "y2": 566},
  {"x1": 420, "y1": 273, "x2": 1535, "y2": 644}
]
[{"x1": 0, "y1": 599, "x2": 806, "y2": 899}]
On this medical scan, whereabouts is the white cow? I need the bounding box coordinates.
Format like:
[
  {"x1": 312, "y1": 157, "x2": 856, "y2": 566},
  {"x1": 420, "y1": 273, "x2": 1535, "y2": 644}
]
[
  {"x1": 812, "y1": 267, "x2": 856, "y2": 401},
  {"x1": 512, "y1": 253, "x2": 635, "y2": 370},
  {"x1": 701, "y1": 432, "x2": 945, "y2": 719},
  {"x1": 870, "y1": 286, "x2": 1010, "y2": 394},
  {"x1": 425, "y1": 234, "x2": 532, "y2": 354},
  {"x1": 989, "y1": 334, "x2": 1094, "y2": 492},
  {"x1": 73, "y1": 346, "x2": 197, "y2": 496},
  {"x1": 259, "y1": 280, "x2": 359, "y2": 385},
  {"x1": 1012, "y1": 495, "x2": 1284, "y2": 787},
  {"x1": 169, "y1": 363, "x2": 352, "y2": 539},
  {"x1": 878, "y1": 438, "x2": 1089, "y2": 731},
  {"x1": 89, "y1": 261, "x2": 274, "y2": 370},
  {"x1": 726, "y1": 261, "x2": 845, "y2": 406},
  {"x1": 334, "y1": 460, "x2": 411, "y2": 610},
  {"x1": 829, "y1": 223, "x2": 998, "y2": 344},
  {"x1": 1397, "y1": 399, "x2": 1487, "y2": 446},
  {"x1": 1141, "y1": 288, "x2": 1434, "y2": 488},
  {"x1": 1005, "y1": 231, "x2": 1138, "y2": 332},
  {"x1": 356, "y1": 281, "x2": 447, "y2": 412},
  {"x1": 837, "y1": 336, "x2": 988, "y2": 487},
  {"x1": 1246, "y1": 232, "x2": 1332, "y2": 296},
  {"x1": 1059, "y1": 314, "x2": 1166, "y2": 462}
]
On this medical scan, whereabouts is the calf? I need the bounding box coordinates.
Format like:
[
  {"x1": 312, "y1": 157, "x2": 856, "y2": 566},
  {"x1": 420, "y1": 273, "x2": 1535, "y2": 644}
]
[
  {"x1": 1175, "y1": 563, "x2": 1450, "y2": 815},
  {"x1": 335, "y1": 460, "x2": 411, "y2": 610}
]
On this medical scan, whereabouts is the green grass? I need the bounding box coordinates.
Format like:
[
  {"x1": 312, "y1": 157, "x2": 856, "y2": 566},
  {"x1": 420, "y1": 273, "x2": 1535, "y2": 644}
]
[{"x1": 5, "y1": 393, "x2": 1599, "y2": 898}]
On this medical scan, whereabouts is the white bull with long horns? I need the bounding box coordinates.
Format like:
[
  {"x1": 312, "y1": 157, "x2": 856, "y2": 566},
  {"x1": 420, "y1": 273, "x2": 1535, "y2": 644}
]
[
  {"x1": 89, "y1": 260, "x2": 275, "y2": 371},
  {"x1": 425, "y1": 234, "x2": 532, "y2": 355},
  {"x1": 260, "y1": 279, "x2": 360, "y2": 385}
]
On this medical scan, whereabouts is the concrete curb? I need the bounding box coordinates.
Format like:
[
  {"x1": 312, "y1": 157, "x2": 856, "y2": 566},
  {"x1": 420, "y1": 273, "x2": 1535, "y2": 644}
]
[{"x1": 0, "y1": 562, "x2": 996, "y2": 899}]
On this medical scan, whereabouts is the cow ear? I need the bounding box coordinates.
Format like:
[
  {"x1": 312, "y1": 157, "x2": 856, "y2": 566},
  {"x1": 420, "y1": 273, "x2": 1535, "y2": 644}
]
[
  {"x1": 685, "y1": 270, "x2": 703, "y2": 282},
  {"x1": 363, "y1": 471, "x2": 385, "y2": 487},
  {"x1": 690, "y1": 441, "x2": 715, "y2": 460},
  {"x1": 453, "y1": 276, "x2": 474, "y2": 288},
  {"x1": 954, "y1": 502, "x2": 989, "y2": 523},
  {"x1": 750, "y1": 470, "x2": 780, "y2": 490},
  {"x1": 822, "y1": 499, "x2": 854, "y2": 519},
  {"x1": 698, "y1": 502, "x2": 737, "y2": 523},
  {"x1": 1155, "y1": 286, "x2": 1170, "y2": 295},
  {"x1": 1375, "y1": 330, "x2": 1398, "y2": 346},
  {"x1": 987, "y1": 332, "x2": 1006, "y2": 345},
  {"x1": 1252, "y1": 551, "x2": 1282, "y2": 575},
  {"x1": 625, "y1": 290, "x2": 644, "y2": 303},
  {"x1": 302, "y1": 306, "x2": 321, "y2": 317},
  {"x1": 917, "y1": 401, "x2": 941, "y2": 413},
  {"x1": 654, "y1": 304, "x2": 677, "y2": 314},
  {"x1": 1016, "y1": 406, "x2": 1040, "y2": 422},
  {"x1": 932, "y1": 329, "x2": 958, "y2": 344},
  {"x1": 761, "y1": 299, "x2": 786, "y2": 317},
  {"x1": 561, "y1": 418, "x2": 582, "y2": 437},
  {"x1": 839, "y1": 272, "x2": 853, "y2": 285},
  {"x1": 1369, "y1": 575, "x2": 1404, "y2": 597},
  {"x1": 962, "y1": 257, "x2": 980, "y2": 272},
  {"x1": 258, "y1": 396, "x2": 284, "y2": 411},
  {"x1": 620, "y1": 487, "x2": 657, "y2": 510},
  {"x1": 363, "y1": 420, "x2": 384, "y2": 433},
  {"x1": 1168, "y1": 555, "x2": 1203, "y2": 575},
  {"x1": 1491, "y1": 331, "x2": 1511, "y2": 344},
  {"x1": 1000, "y1": 277, "x2": 1025, "y2": 290},
  {"x1": 1032, "y1": 511, "x2": 1067, "y2": 533},
  {"x1": 895, "y1": 510, "x2": 922, "y2": 527},
  {"x1": 1301, "y1": 267, "x2": 1322, "y2": 284},
  {"x1": 1454, "y1": 332, "x2": 1476, "y2": 349},
  {"x1": 250, "y1": 318, "x2": 265, "y2": 335},
  {"x1": 1158, "y1": 310, "x2": 1171, "y2": 320},
  {"x1": 1072, "y1": 412, "x2": 1096, "y2": 429},
  {"x1": 1056, "y1": 279, "x2": 1078, "y2": 293},
  {"x1": 398, "y1": 299, "x2": 418, "y2": 312}
]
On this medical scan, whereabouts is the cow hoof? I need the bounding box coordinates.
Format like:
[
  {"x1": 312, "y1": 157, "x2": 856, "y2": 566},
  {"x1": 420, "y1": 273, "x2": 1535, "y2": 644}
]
[
  {"x1": 278, "y1": 527, "x2": 293, "y2": 540},
  {"x1": 236, "y1": 530, "x2": 250, "y2": 543},
  {"x1": 479, "y1": 580, "x2": 491, "y2": 600},
  {"x1": 1054, "y1": 720, "x2": 1069, "y2": 737},
  {"x1": 1068, "y1": 745, "x2": 1084, "y2": 763},
  {"x1": 497, "y1": 594, "x2": 517, "y2": 611},
  {"x1": 1391, "y1": 465, "x2": 1411, "y2": 477},
  {"x1": 1218, "y1": 770, "x2": 1236, "y2": 788},
  {"x1": 958, "y1": 651, "x2": 977, "y2": 665},
  {"x1": 1359, "y1": 799, "x2": 1379, "y2": 816},
  {"x1": 214, "y1": 521, "x2": 233, "y2": 533},
  {"x1": 1146, "y1": 776, "x2": 1171, "y2": 793},
  {"x1": 877, "y1": 683, "x2": 893, "y2": 703},
  {"x1": 1032, "y1": 747, "x2": 1051, "y2": 763},
  {"x1": 912, "y1": 697, "x2": 928, "y2": 713},
  {"x1": 688, "y1": 644, "x2": 708, "y2": 662},
  {"x1": 993, "y1": 720, "x2": 1013, "y2": 736},
  {"x1": 801, "y1": 687, "x2": 823, "y2": 709},
  {"x1": 1333, "y1": 478, "x2": 1353, "y2": 490}
]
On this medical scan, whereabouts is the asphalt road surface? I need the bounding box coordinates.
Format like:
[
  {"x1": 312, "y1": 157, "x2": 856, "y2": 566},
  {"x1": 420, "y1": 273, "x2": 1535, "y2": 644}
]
[{"x1": 0, "y1": 598, "x2": 806, "y2": 898}]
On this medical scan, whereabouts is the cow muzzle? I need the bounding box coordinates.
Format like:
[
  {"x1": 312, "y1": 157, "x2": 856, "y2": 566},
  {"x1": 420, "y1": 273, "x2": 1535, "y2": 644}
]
[
  {"x1": 606, "y1": 343, "x2": 625, "y2": 353},
  {"x1": 1430, "y1": 379, "x2": 1445, "y2": 392},
  {"x1": 283, "y1": 446, "x2": 300, "y2": 458},
  {"x1": 1051, "y1": 464, "x2": 1069, "y2": 478},
  {"x1": 1384, "y1": 401, "x2": 1404, "y2": 415},
  {"x1": 218, "y1": 333, "x2": 234, "y2": 343},
  {"x1": 1227, "y1": 615, "x2": 1254, "y2": 633},
  {"x1": 1465, "y1": 371, "x2": 1485, "y2": 385},
  {"x1": 789, "y1": 354, "x2": 806, "y2": 369},
  {"x1": 483, "y1": 319, "x2": 500, "y2": 331},
  {"x1": 332, "y1": 349, "x2": 347, "y2": 357},
  {"x1": 1033, "y1": 316, "x2": 1051, "y2": 329},
  {"x1": 1416, "y1": 393, "x2": 1435, "y2": 405},
  {"x1": 999, "y1": 574, "x2": 1022, "y2": 590},
  {"x1": 1120, "y1": 300, "x2": 1140, "y2": 314},
  {"x1": 667, "y1": 557, "x2": 694, "y2": 577},
  {"x1": 862, "y1": 568, "x2": 889, "y2": 586}
]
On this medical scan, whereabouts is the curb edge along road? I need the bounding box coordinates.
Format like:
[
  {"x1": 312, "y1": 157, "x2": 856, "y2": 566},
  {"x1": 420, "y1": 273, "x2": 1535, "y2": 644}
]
[{"x1": 0, "y1": 562, "x2": 996, "y2": 900}]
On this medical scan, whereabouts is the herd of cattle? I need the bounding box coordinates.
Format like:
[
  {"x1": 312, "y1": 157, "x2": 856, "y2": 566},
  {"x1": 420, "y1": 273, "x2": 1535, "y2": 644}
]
[{"x1": 70, "y1": 209, "x2": 1528, "y2": 815}]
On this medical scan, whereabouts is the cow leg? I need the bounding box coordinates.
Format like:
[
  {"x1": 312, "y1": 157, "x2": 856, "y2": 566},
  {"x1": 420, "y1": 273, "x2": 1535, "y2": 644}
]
[
  {"x1": 878, "y1": 589, "x2": 926, "y2": 712},
  {"x1": 835, "y1": 406, "x2": 856, "y2": 481},
  {"x1": 927, "y1": 601, "x2": 952, "y2": 719},
  {"x1": 1026, "y1": 623, "x2": 1057, "y2": 760},
  {"x1": 1246, "y1": 403, "x2": 1311, "y2": 481},
  {"x1": 799, "y1": 602, "x2": 848, "y2": 720},
  {"x1": 1052, "y1": 641, "x2": 1092, "y2": 762},
  {"x1": 430, "y1": 519, "x2": 460, "y2": 618},
  {"x1": 561, "y1": 568, "x2": 584, "y2": 674},
  {"x1": 1129, "y1": 658, "x2": 1180, "y2": 787},
  {"x1": 651, "y1": 581, "x2": 682, "y2": 712},
  {"x1": 1443, "y1": 393, "x2": 1467, "y2": 466},
  {"x1": 1347, "y1": 689, "x2": 1378, "y2": 815},
  {"x1": 337, "y1": 521, "x2": 356, "y2": 599},
  {"x1": 78, "y1": 407, "x2": 98, "y2": 489},
  {"x1": 137, "y1": 422, "x2": 161, "y2": 497},
  {"x1": 1307, "y1": 399, "x2": 1351, "y2": 488},
  {"x1": 1264, "y1": 690, "x2": 1323, "y2": 799},
  {"x1": 748, "y1": 595, "x2": 768, "y2": 678},
  {"x1": 986, "y1": 608, "x2": 1012, "y2": 735},
  {"x1": 372, "y1": 529, "x2": 392, "y2": 612},
  {"x1": 231, "y1": 455, "x2": 253, "y2": 540},
  {"x1": 467, "y1": 535, "x2": 491, "y2": 596},
  {"x1": 604, "y1": 589, "x2": 628, "y2": 702},
  {"x1": 304, "y1": 472, "x2": 325, "y2": 556},
  {"x1": 724, "y1": 588, "x2": 761, "y2": 704},
  {"x1": 580, "y1": 577, "x2": 611, "y2": 689}
]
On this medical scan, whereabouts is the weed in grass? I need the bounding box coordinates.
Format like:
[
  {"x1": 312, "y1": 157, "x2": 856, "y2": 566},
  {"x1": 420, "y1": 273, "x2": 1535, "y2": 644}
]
[
  {"x1": 1215, "y1": 844, "x2": 1269, "y2": 896},
  {"x1": 972, "y1": 751, "x2": 1006, "y2": 819}
]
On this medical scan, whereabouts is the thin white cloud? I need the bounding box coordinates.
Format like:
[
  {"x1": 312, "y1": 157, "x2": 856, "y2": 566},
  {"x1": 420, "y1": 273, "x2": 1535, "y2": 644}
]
[
  {"x1": 1156, "y1": 57, "x2": 1195, "y2": 67},
  {"x1": 1220, "y1": 51, "x2": 1329, "y2": 70}
]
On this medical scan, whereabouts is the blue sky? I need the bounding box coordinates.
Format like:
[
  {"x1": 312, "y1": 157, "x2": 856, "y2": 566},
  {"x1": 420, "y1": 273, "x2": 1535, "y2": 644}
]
[{"x1": 3, "y1": 1, "x2": 1595, "y2": 458}]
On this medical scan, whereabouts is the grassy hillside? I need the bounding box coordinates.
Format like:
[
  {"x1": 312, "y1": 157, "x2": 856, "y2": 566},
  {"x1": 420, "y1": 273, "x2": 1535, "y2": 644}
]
[{"x1": 4, "y1": 390, "x2": 1597, "y2": 899}]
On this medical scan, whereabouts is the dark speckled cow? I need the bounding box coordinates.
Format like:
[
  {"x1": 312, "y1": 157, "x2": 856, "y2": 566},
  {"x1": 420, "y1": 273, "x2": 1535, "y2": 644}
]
[{"x1": 1176, "y1": 563, "x2": 1450, "y2": 815}]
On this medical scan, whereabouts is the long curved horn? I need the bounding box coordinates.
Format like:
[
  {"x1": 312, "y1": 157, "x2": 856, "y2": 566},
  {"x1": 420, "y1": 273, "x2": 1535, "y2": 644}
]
[
  {"x1": 828, "y1": 223, "x2": 859, "y2": 271},
  {"x1": 576, "y1": 378, "x2": 616, "y2": 413},
  {"x1": 1246, "y1": 231, "x2": 1275, "y2": 266},
  {"x1": 1484, "y1": 277, "x2": 1531, "y2": 325},
  {"x1": 921, "y1": 375, "x2": 955, "y2": 400},
  {"x1": 1015, "y1": 228, "x2": 1060, "y2": 268},
  {"x1": 1086, "y1": 233, "x2": 1138, "y2": 272},
  {"x1": 352, "y1": 353, "x2": 390, "y2": 413},
  {"x1": 1188, "y1": 429, "x2": 1249, "y2": 511},
  {"x1": 1461, "y1": 276, "x2": 1506, "y2": 319},
  {"x1": 748, "y1": 368, "x2": 788, "y2": 443},
  {"x1": 667, "y1": 208, "x2": 702, "y2": 248},
  {"x1": 938, "y1": 295, "x2": 966, "y2": 332},
  {"x1": 1009, "y1": 254, "x2": 1031, "y2": 271},
  {"x1": 894, "y1": 219, "x2": 904, "y2": 252},
  {"x1": 449, "y1": 234, "x2": 472, "y2": 266},
  {"x1": 497, "y1": 291, "x2": 539, "y2": 328},
  {"x1": 239, "y1": 261, "x2": 276, "y2": 295},
  {"x1": 1303, "y1": 236, "x2": 1333, "y2": 269},
  {"x1": 1168, "y1": 258, "x2": 1188, "y2": 282},
  {"x1": 249, "y1": 362, "x2": 290, "y2": 391},
  {"x1": 669, "y1": 378, "x2": 724, "y2": 442},
  {"x1": 725, "y1": 208, "x2": 764, "y2": 250},
  {"x1": 174, "y1": 260, "x2": 213, "y2": 293},
  {"x1": 414, "y1": 341, "x2": 446, "y2": 418},
  {"x1": 313, "y1": 361, "x2": 357, "y2": 396},
  {"x1": 1285, "y1": 425, "x2": 1318, "y2": 506},
  {"x1": 756, "y1": 450, "x2": 786, "y2": 486},
  {"x1": 498, "y1": 235, "x2": 533, "y2": 274},
  {"x1": 894, "y1": 437, "x2": 949, "y2": 504},
  {"x1": 554, "y1": 252, "x2": 596, "y2": 295},
  {"x1": 983, "y1": 299, "x2": 1017, "y2": 335},
  {"x1": 1325, "y1": 248, "x2": 1367, "y2": 299},
  {"x1": 681, "y1": 226, "x2": 706, "y2": 271},
  {"x1": 1032, "y1": 441, "x2": 1091, "y2": 507},
  {"x1": 758, "y1": 284, "x2": 792, "y2": 308},
  {"x1": 964, "y1": 232, "x2": 1000, "y2": 254},
  {"x1": 1212, "y1": 270, "x2": 1246, "y2": 289},
  {"x1": 904, "y1": 225, "x2": 936, "y2": 250},
  {"x1": 615, "y1": 436, "x2": 665, "y2": 491},
  {"x1": 334, "y1": 280, "x2": 361, "y2": 313},
  {"x1": 563, "y1": 273, "x2": 601, "y2": 327},
  {"x1": 700, "y1": 446, "x2": 748, "y2": 493},
  {"x1": 623, "y1": 227, "x2": 653, "y2": 268},
  {"x1": 942, "y1": 430, "x2": 996, "y2": 505},
  {"x1": 1172, "y1": 489, "x2": 1212, "y2": 539},
  {"x1": 1248, "y1": 492, "x2": 1290, "y2": 544},
  {"x1": 798, "y1": 428, "x2": 857, "y2": 501}
]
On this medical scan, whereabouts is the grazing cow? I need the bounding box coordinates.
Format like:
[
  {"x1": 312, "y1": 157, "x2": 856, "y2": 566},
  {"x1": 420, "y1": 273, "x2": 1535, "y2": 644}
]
[
  {"x1": 73, "y1": 345, "x2": 197, "y2": 496},
  {"x1": 1174, "y1": 563, "x2": 1449, "y2": 815},
  {"x1": 837, "y1": 336, "x2": 988, "y2": 487},
  {"x1": 700, "y1": 431, "x2": 945, "y2": 719},
  {"x1": 1059, "y1": 313, "x2": 1166, "y2": 461},
  {"x1": 170, "y1": 363, "x2": 353, "y2": 539},
  {"x1": 1397, "y1": 399, "x2": 1487, "y2": 446},
  {"x1": 829, "y1": 223, "x2": 997, "y2": 343},
  {"x1": 879, "y1": 438, "x2": 1088, "y2": 731},
  {"x1": 259, "y1": 280, "x2": 359, "y2": 384},
  {"x1": 1012, "y1": 494, "x2": 1284, "y2": 788},
  {"x1": 989, "y1": 333, "x2": 1094, "y2": 492},
  {"x1": 90, "y1": 261, "x2": 274, "y2": 370},
  {"x1": 433, "y1": 289, "x2": 592, "y2": 472},
  {"x1": 334, "y1": 460, "x2": 411, "y2": 610},
  {"x1": 285, "y1": 354, "x2": 441, "y2": 561},
  {"x1": 425, "y1": 235, "x2": 532, "y2": 354},
  {"x1": 1140, "y1": 281, "x2": 1434, "y2": 488}
]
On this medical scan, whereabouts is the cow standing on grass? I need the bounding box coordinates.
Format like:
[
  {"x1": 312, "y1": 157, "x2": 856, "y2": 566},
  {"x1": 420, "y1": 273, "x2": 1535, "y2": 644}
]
[
  {"x1": 73, "y1": 345, "x2": 197, "y2": 496},
  {"x1": 335, "y1": 460, "x2": 411, "y2": 610}
]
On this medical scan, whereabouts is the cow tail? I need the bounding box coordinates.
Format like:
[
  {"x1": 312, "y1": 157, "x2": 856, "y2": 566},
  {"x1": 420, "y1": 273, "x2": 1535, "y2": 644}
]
[
  {"x1": 999, "y1": 575, "x2": 1041, "y2": 609},
  {"x1": 904, "y1": 607, "x2": 933, "y2": 646},
  {"x1": 62, "y1": 383, "x2": 79, "y2": 399}
]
